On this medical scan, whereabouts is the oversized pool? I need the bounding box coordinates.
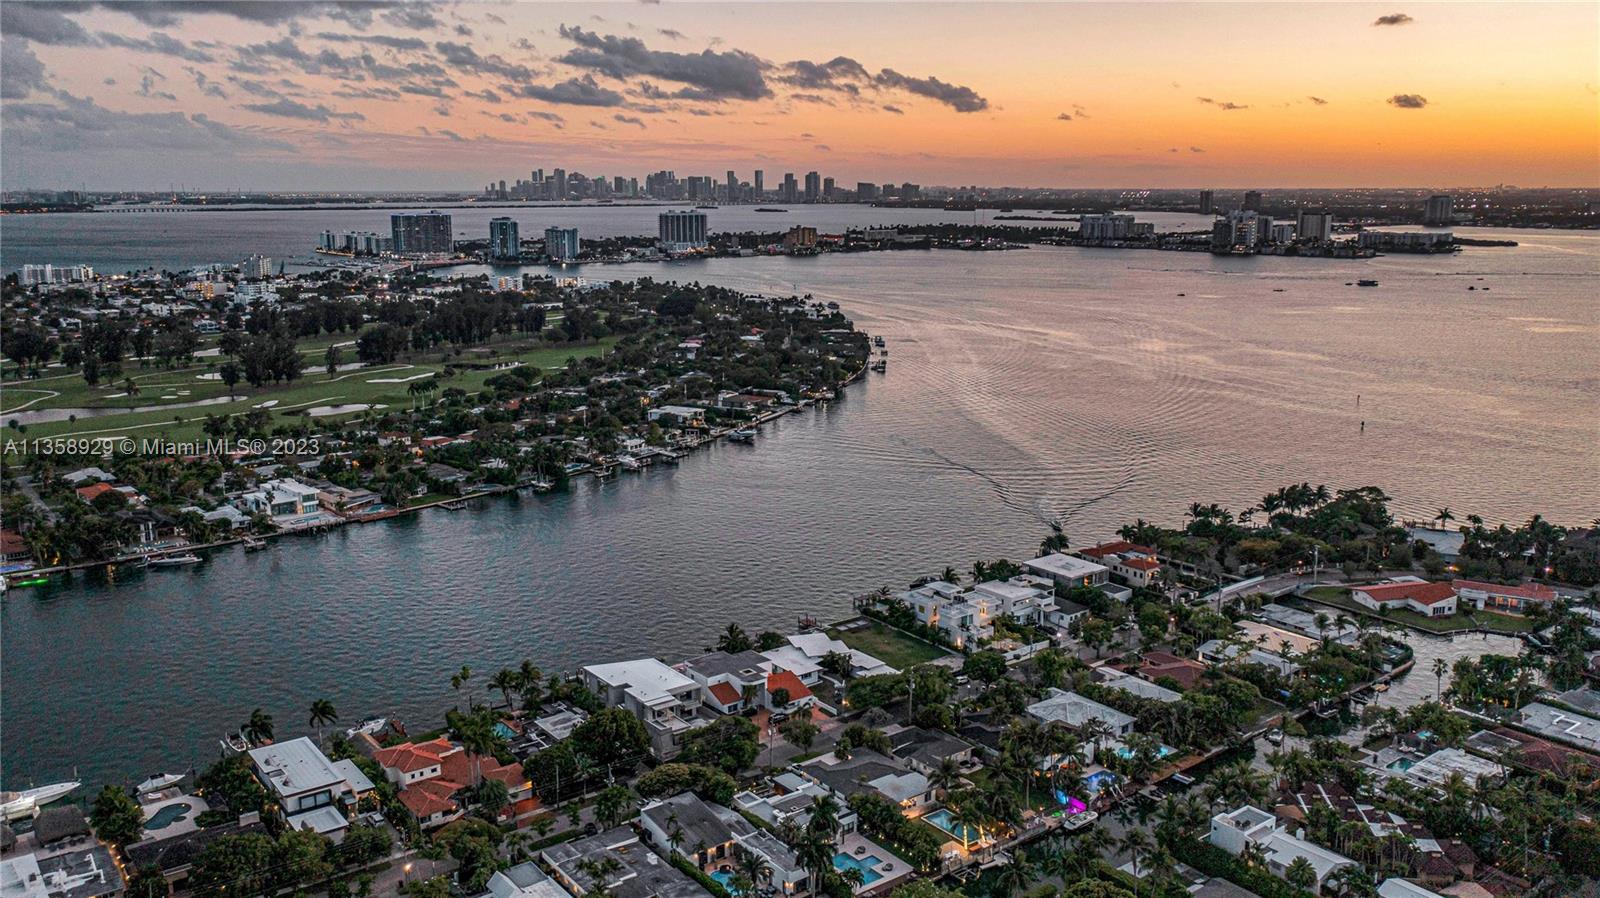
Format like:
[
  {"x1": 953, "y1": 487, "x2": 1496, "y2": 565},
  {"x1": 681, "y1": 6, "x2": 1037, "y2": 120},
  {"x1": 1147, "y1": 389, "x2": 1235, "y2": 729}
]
[{"x1": 832, "y1": 853, "x2": 883, "y2": 885}]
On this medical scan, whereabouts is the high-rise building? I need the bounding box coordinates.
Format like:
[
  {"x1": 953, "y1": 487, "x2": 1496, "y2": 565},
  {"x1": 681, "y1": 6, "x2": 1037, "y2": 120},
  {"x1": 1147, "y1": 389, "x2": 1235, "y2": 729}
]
[
  {"x1": 489, "y1": 217, "x2": 520, "y2": 261},
  {"x1": 803, "y1": 171, "x2": 821, "y2": 203},
  {"x1": 781, "y1": 173, "x2": 798, "y2": 203},
  {"x1": 1424, "y1": 194, "x2": 1454, "y2": 226},
  {"x1": 1199, "y1": 189, "x2": 1215, "y2": 215},
  {"x1": 1214, "y1": 210, "x2": 1272, "y2": 248},
  {"x1": 1077, "y1": 213, "x2": 1153, "y2": 241},
  {"x1": 782, "y1": 226, "x2": 818, "y2": 252},
  {"x1": 1296, "y1": 210, "x2": 1334, "y2": 243},
  {"x1": 391, "y1": 211, "x2": 454, "y2": 254},
  {"x1": 658, "y1": 210, "x2": 708, "y2": 252},
  {"x1": 1243, "y1": 190, "x2": 1263, "y2": 212},
  {"x1": 545, "y1": 226, "x2": 580, "y2": 261},
  {"x1": 857, "y1": 182, "x2": 879, "y2": 202},
  {"x1": 900, "y1": 183, "x2": 921, "y2": 200},
  {"x1": 552, "y1": 168, "x2": 568, "y2": 200},
  {"x1": 822, "y1": 177, "x2": 835, "y2": 200},
  {"x1": 753, "y1": 170, "x2": 764, "y2": 197},
  {"x1": 19, "y1": 264, "x2": 93, "y2": 285},
  {"x1": 239, "y1": 255, "x2": 272, "y2": 279},
  {"x1": 726, "y1": 170, "x2": 738, "y2": 202}
]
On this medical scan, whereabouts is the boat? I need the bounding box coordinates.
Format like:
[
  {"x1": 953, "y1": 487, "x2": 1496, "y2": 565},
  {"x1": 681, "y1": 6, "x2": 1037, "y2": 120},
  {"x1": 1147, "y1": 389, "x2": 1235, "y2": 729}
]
[
  {"x1": 137, "y1": 773, "x2": 185, "y2": 793},
  {"x1": 872, "y1": 335, "x2": 885, "y2": 347},
  {"x1": 1264, "y1": 729, "x2": 1284, "y2": 745},
  {"x1": 870, "y1": 360, "x2": 887, "y2": 373},
  {"x1": 242, "y1": 537, "x2": 267, "y2": 552},
  {"x1": 728, "y1": 428, "x2": 757, "y2": 442},
  {"x1": 695, "y1": 204, "x2": 718, "y2": 210},
  {"x1": 343, "y1": 717, "x2": 388, "y2": 739},
  {"x1": 755, "y1": 208, "x2": 788, "y2": 213},
  {"x1": 441, "y1": 499, "x2": 467, "y2": 511},
  {"x1": 1357, "y1": 279, "x2": 1379, "y2": 287},
  {"x1": 219, "y1": 731, "x2": 251, "y2": 754},
  {"x1": 1168, "y1": 772, "x2": 1195, "y2": 786},
  {"x1": 617, "y1": 455, "x2": 642, "y2": 471},
  {"x1": 146, "y1": 553, "x2": 201, "y2": 567},
  {"x1": 0, "y1": 781, "x2": 81, "y2": 822},
  {"x1": 1372, "y1": 681, "x2": 1389, "y2": 693}
]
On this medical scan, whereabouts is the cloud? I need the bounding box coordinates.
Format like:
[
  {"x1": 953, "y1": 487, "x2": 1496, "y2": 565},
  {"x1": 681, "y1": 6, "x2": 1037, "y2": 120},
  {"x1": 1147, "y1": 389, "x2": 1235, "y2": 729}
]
[
  {"x1": 331, "y1": 84, "x2": 402, "y2": 100},
  {"x1": 881, "y1": 104, "x2": 904, "y2": 115},
  {"x1": 781, "y1": 56, "x2": 869, "y2": 94},
  {"x1": 510, "y1": 74, "x2": 626, "y2": 106},
  {"x1": 384, "y1": 5, "x2": 443, "y2": 31},
  {"x1": 1196, "y1": 96, "x2": 1248, "y2": 110},
  {"x1": 3, "y1": 90, "x2": 291, "y2": 154},
  {"x1": 1308, "y1": 95, "x2": 1329, "y2": 105},
  {"x1": 183, "y1": 66, "x2": 228, "y2": 99},
  {"x1": 465, "y1": 88, "x2": 503, "y2": 103},
  {"x1": 242, "y1": 98, "x2": 365, "y2": 121},
  {"x1": 109, "y1": 2, "x2": 385, "y2": 28},
  {"x1": 789, "y1": 93, "x2": 833, "y2": 105},
  {"x1": 0, "y1": 4, "x2": 97, "y2": 45},
  {"x1": 656, "y1": 28, "x2": 685, "y2": 40},
  {"x1": 815, "y1": 144, "x2": 831, "y2": 151},
  {"x1": 0, "y1": 38, "x2": 49, "y2": 99},
  {"x1": 314, "y1": 32, "x2": 429, "y2": 50},
  {"x1": 557, "y1": 26, "x2": 771, "y2": 101},
  {"x1": 1190, "y1": 146, "x2": 1206, "y2": 153},
  {"x1": 136, "y1": 67, "x2": 177, "y2": 101},
  {"x1": 436, "y1": 128, "x2": 466, "y2": 141},
  {"x1": 433, "y1": 41, "x2": 536, "y2": 81},
  {"x1": 1056, "y1": 112, "x2": 1073, "y2": 121},
  {"x1": 527, "y1": 110, "x2": 565, "y2": 125},
  {"x1": 613, "y1": 113, "x2": 645, "y2": 128},
  {"x1": 1387, "y1": 93, "x2": 1428, "y2": 108},
  {"x1": 874, "y1": 68, "x2": 988, "y2": 112},
  {"x1": 1373, "y1": 13, "x2": 1414, "y2": 26},
  {"x1": 97, "y1": 30, "x2": 214, "y2": 63}
]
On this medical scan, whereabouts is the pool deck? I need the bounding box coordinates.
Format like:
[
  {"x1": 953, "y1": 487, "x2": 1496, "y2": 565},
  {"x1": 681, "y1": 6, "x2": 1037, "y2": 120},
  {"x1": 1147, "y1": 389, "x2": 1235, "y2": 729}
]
[
  {"x1": 836, "y1": 832, "x2": 912, "y2": 896},
  {"x1": 137, "y1": 794, "x2": 209, "y2": 841}
]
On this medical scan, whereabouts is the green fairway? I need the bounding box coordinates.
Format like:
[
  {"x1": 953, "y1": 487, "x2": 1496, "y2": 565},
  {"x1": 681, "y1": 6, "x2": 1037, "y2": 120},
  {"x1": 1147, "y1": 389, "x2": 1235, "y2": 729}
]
[{"x1": 4, "y1": 337, "x2": 616, "y2": 444}]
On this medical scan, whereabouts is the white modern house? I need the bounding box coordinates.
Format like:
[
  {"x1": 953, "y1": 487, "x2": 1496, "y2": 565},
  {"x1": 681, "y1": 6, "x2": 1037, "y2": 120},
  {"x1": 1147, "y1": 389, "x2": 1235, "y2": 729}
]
[
  {"x1": 1024, "y1": 554, "x2": 1110, "y2": 589},
  {"x1": 1209, "y1": 805, "x2": 1356, "y2": 894},
  {"x1": 247, "y1": 737, "x2": 369, "y2": 838},
  {"x1": 236, "y1": 478, "x2": 321, "y2": 519},
  {"x1": 580, "y1": 658, "x2": 712, "y2": 759}
]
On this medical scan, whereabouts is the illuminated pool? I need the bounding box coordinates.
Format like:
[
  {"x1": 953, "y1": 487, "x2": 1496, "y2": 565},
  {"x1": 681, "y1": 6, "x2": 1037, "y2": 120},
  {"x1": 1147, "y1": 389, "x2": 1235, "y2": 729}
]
[
  {"x1": 1386, "y1": 758, "x2": 1416, "y2": 772},
  {"x1": 923, "y1": 808, "x2": 983, "y2": 843},
  {"x1": 832, "y1": 853, "x2": 883, "y2": 885},
  {"x1": 1084, "y1": 770, "x2": 1119, "y2": 794},
  {"x1": 1112, "y1": 744, "x2": 1178, "y2": 760},
  {"x1": 710, "y1": 871, "x2": 743, "y2": 895},
  {"x1": 144, "y1": 802, "x2": 193, "y2": 831}
]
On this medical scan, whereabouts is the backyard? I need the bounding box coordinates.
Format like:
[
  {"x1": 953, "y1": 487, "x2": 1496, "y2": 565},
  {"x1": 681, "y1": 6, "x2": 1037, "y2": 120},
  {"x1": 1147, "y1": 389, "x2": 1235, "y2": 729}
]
[
  {"x1": 827, "y1": 619, "x2": 953, "y2": 669},
  {"x1": 1300, "y1": 585, "x2": 1538, "y2": 635}
]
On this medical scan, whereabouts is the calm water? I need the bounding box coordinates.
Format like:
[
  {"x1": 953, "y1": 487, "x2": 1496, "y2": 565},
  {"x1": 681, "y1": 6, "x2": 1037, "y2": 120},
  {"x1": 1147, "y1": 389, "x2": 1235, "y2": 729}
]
[{"x1": 2, "y1": 208, "x2": 1596, "y2": 792}]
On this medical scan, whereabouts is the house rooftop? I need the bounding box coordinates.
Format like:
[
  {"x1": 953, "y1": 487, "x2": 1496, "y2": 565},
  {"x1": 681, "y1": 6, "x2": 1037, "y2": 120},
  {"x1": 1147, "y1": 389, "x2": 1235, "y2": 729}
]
[
  {"x1": 542, "y1": 826, "x2": 710, "y2": 898},
  {"x1": 1023, "y1": 553, "x2": 1109, "y2": 581},
  {"x1": 1025, "y1": 688, "x2": 1135, "y2": 731},
  {"x1": 681, "y1": 650, "x2": 770, "y2": 682},
  {"x1": 248, "y1": 736, "x2": 347, "y2": 798},
  {"x1": 584, "y1": 658, "x2": 698, "y2": 706}
]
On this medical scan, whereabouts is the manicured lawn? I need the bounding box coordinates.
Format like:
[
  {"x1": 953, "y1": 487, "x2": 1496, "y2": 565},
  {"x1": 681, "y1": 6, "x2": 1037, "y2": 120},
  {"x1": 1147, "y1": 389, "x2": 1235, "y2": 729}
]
[
  {"x1": 1301, "y1": 585, "x2": 1535, "y2": 634},
  {"x1": 6, "y1": 338, "x2": 616, "y2": 444},
  {"x1": 826, "y1": 620, "x2": 952, "y2": 669}
]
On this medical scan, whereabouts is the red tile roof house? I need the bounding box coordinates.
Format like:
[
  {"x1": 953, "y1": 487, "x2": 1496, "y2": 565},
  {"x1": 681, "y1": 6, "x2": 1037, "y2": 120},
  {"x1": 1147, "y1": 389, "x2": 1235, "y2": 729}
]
[
  {"x1": 1451, "y1": 579, "x2": 1558, "y2": 615},
  {"x1": 1078, "y1": 541, "x2": 1164, "y2": 588},
  {"x1": 74, "y1": 482, "x2": 120, "y2": 504},
  {"x1": 764, "y1": 669, "x2": 815, "y2": 714},
  {"x1": 1351, "y1": 580, "x2": 1460, "y2": 617},
  {"x1": 373, "y1": 737, "x2": 532, "y2": 829},
  {"x1": 1139, "y1": 651, "x2": 1209, "y2": 691}
]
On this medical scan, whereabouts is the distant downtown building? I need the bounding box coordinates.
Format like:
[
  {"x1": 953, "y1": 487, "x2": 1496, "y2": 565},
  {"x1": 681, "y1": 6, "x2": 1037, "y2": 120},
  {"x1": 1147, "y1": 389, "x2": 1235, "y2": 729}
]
[
  {"x1": 1078, "y1": 213, "x2": 1154, "y2": 241},
  {"x1": 781, "y1": 173, "x2": 798, "y2": 203},
  {"x1": 1296, "y1": 210, "x2": 1334, "y2": 242},
  {"x1": 320, "y1": 230, "x2": 392, "y2": 254},
  {"x1": 1242, "y1": 190, "x2": 1263, "y2": 212},
  {"x1": 489, "y1": 217, "x2": 520, "y2": 261},
  {"x1": 390, "y1": 211, "x2": 453, "y2": 254},
  {"x1": 1424, "y1": 194, "x2": 1454, "y2": 226},
  {"x1": 1199, "y1": 189, "x2": 1215, "y2": 215},
  {"x1": 804, "y1": 171, "x2": 821, "y2": 202},
  {"x1": 658, "y1": 210, "x2": 708, "y2": 252},
  {"x1": 239, "y1": 254, "x2": 272, "y2": 279},
  {"x1": 545, "y1": 226, "x2": 580, "y2": 261}
]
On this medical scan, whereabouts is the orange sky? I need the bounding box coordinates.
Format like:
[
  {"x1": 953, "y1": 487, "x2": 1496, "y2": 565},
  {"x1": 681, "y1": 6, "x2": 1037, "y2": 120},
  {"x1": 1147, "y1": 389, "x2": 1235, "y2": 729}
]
[{"x1": 3, "y1": 1, "x2": 1597, "y2": 189}]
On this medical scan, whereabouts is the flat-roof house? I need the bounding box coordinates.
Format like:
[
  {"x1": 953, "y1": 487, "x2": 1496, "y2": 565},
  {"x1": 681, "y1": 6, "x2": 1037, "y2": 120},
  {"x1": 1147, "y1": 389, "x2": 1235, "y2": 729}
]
[
  {"x1": 1351, "y1": 581, "x2": 1459, "y2": 618},
  {"x1": 1024, "y1": 553, "x2": 1110, "y2": 589},
  {"x1": 2, "y1": 846, "x2": 124, "y2": 898},
  {"x1": 542, "y1": 826, "x2": 712, "y2": 898},
  {"x1": 1096, "y1": 667, "x2": 1182, "y2": 703},
  {"x1": 475, "y1": 862, "x2": 571, "y2": 898},
  {"x1": 681, "y1": 651, "x2": 770, "y2": 715},
  {"x1": 246, "y1": 737, "x2": 363, "y2": 837},
  {"x1": 1210, "y1": 804, "x2": 1356, "y2": 894},
  {"x1": 1450, "y1": 580, "x2": 1557, "y2": 615},
  {"x1": 236, "y1": 478, "x2": 321, "y2": 519},
  {"x1": 765, "y1": 633, "x2": 896, "y2": 681},
  {"x1": 1197, "y1": 640, "x2": 1302, "y2": 679},
  {"x1": 799, "y1": 750, "x2": 933, "y2": 811},
  {"x1": 1025, "y1": 689, "x2": 1135, "y2": 738},
  {"x1": 582, "y1": 658, "x2": 713, "y2": 760}
]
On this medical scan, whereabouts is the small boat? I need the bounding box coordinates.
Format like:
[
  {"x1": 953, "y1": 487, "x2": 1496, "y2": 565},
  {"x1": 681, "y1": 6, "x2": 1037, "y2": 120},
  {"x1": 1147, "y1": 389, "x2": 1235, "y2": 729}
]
[
  {"x1": 137, "y1": 773, "x2": 185, "y2": 793},
  {"x1": 147, "y1": 553, "x2": 201, "y2": 567},
  {"x1": 617, "y1": 455, "x2": 642, "y2": 471},
  {"x1": 0, "y1": 780, "x2": 81, "y2": 822},
  {"x1": 441, "y1": 499, "x2": 468, "y2": 511},
  {"x1": 870, "y1": 360, "x2": 887, "y2": 373},
  {"x1": 728, "y1": 428, "x2": 757, "y2": 442},
  {"x1": 1176, "y1": 292, "x2": 1186, "y2": 297},
  {"x1": 1264, "y1": 729, "x2": 1284, "y2": 745},
  {"x1": 344, "y1": 717, "x2": 388, "y2": 739},
  {"x1": 872, "y1": 336, "x2": 885, "y2": 347},
  {"x1": 1168, "y1": 772, "x2": 1195, "y2": 786},
  {"x1": 1372, "y1": 682, "x2": 1389, "y2": 693},
  {"x1": 219, "y1": 732, "x2": 251, "y2": 754},
  {"x1": 1357, "y1": 279, "x2": 1379, "y2": 287},
  {"x1": 242, "y1": 537, "x2": 267, "y2": 552}
]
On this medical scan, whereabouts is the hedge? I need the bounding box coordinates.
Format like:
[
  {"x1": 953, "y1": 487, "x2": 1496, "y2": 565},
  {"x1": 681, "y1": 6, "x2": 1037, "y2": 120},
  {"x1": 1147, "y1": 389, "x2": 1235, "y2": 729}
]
[
  {"x1": 670, "y1": 853, "x2": 734, "y2": 898},
  {"x1": 1171, "y1": 839, "x2": 1317, "y2": 898}
]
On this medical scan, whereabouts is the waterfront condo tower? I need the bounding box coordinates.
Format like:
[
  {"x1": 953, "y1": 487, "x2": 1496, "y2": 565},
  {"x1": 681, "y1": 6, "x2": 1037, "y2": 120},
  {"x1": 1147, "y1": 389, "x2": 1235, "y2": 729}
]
[
  {"x1": 545, "y1": 226, "x2": 580, "y2": 261},
  {"x1": 489, "y1": 217, "x2": 520, "y2": 262},
  {"x1": 390, "y1": 211, "x2": 453, "y2": 254},
  {"x1": 658, "y1": 210, "x2": 709, "y2": 252}
]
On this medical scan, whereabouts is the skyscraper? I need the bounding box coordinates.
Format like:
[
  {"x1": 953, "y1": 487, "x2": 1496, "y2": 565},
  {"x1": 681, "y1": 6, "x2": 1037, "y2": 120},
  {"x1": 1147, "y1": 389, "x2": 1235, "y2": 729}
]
[
  {"x1": 658, "y1": 210, "x2": 708, "y2": 252},
  {"x1": 1424, "y1": 195, "x2": 1454, "y2": 226},
  {"x1": 1199, "y1": 189, "x2": 1214, "y2": 215},
  {"x1": 726, "y1": 170, "x2": 738, "y2": 202},
  {"x1": 391, "y1": 211, "x2": 454, "y2": 254},
  {"x1": 781, "y1": 173, "x2": 798, "y2": 203},
  {"x1": 545, "y1": 226, "x2": 580, "y2": 261},
  {"x1": 489, "y1": 217, "x2": 520, "y2": 261},
  {"x1": 239, "y1": 255, "x2": 272, "y2": 279},
  {"x1": 822, "y1": 177, "x2": 835, "y2": 200},
  {"x1": 1296, "y1": 210, "x2": 1333, "y2": 242},
  {"x1": 804, "y1": 171, "x2": 821, "y2": 203},
  {"x1": 857, "y1": 182, "x2": 879, "y2": 201},
  {"x1": 1243, "y1": 190, "x2": 1263, "y2": 212},
  {"x1": 753, "y1": 170, "x2": 764, "y2": 197},
  {"x1": 552, "y1": 168, "x2": 568, "y2": 200}
]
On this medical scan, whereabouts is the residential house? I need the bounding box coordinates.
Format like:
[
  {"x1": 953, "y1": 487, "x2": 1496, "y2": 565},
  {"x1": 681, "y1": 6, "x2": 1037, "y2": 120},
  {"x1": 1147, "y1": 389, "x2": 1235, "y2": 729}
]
[
  {"x1": 372, "y1": 736, "x2": 530, "y2": 828},
  {"x1": 1077, "y1": 541, "x2": 1164, "y2": 589},
  {"x1": 647, "y1": 406, "x2": 706, "y2": 428},
  {"x1": 1379, "y1": 881, "x2": 1447, "y2": 898},
  {"x1": 1023, "y1": 554, "x2": 1110, "y2": 589},
  {"x1": 1351, "y1": 580, "x2": 1459, "y2": 617},
  {"x1": 1138, "y1": 651, "x2": 1209, "y2": 691},
  {"x1": 246, "y1": 737, "x2": 368, "y2": 838},
  {"x1": 1, "y1": 846, "x2": 124, "y2": 898},
  {"x1": 123, "y1": 812, "x2": 267, "y2": 891},
  {"x1": 734, "y1": 773, "x2": 859, "y2": 833},
  {"x1": 1209, "y1": 804, "x2": 1357, "y2": 894},
  {"x1": 541, "y1": 826, "x2": 712, "y2": 898},
  {"x1": 0, "y1": 529, "x2": 31, "y2": 564},
  {"x1": 762, "y1": 633, "x2": 896, "y2": 682},
  {"x1": 474, "y1": 863, "x2": 570, "y2": 898},
  {"x1": 581, "y1": 658, "x2": 713, "y2": 760},
  {"x1": 236, "y1": 478, "x2": 321, "y2": 519},
  {"x1": 1196, "y1": 640, "x2": 1302, "y2": 679},
  {"x1": 798, "y1": 749, "x2": 934, "y2": 811},
  {"x1": 681, "y1": 651, "x2": 770, "y2": 715},
  {"x1": 1095, "y1": 667, "x2": 1182, "y2": 704},
  {"x1": 1450, "y1": 580, "x2": 1557, "y2": 616},
  {"x1": 638, "y1": 793, "x2": 808, "y2": 894},
  {"x1": 884, "y1": 725, "x2": 975, "y2": 775},
  {"x1": 1026, "y1": 689, "x2": 1136, "y2": 739}
]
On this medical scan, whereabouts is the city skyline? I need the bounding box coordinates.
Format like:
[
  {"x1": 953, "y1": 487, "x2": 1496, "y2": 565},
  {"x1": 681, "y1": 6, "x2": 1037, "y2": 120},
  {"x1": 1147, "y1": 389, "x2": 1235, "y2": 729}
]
[{"x1": 2, "y1": 1, "x2": 1598, "y2": 191}]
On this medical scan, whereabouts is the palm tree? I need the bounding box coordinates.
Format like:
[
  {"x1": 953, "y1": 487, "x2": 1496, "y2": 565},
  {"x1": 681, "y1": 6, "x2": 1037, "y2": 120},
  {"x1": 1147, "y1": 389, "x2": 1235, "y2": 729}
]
[
  {"x1": 717, "y1": 623, "x2": 753, "y2": 653},
  {"x1": 994, "y1": 849, "x2": 1033, "y2": 898},
  {"x1": 931, "y1": 757, "x2": 964, "y2": 798},
  {"x1": 940, "y1": 566, "x2": 960, "y2": 584},
  {"x1": 1285, "y1": 856, "x2": 1317, "y2": 892},
  {"x1": 1118, "y1": 828, "x2": 1153, "y2": 893},
  {"x1": 736, "y1": 851, "x2": 772, "y2": 898},
  {"x1": 451, "y1": 665, "x2": 474, "y2": 708},
  {"x1": 1432, "y1": 657, "x2": 1448, "y2": 700},
  {"x1": 1435, "y1": 507, "x2": 1454, "y2": 531},
  {"x1": 243, "y1": 708, "x2": 274, "y2": 745},
  {"x1": 490, "y1": 668, "x2": 520, "y2": 709},
  {"x1": 309, "y1": 699, "x2": 338, "y2": 743},
  {"x1": 805, "y1": 794, "x2": 840, "y2": 841}
]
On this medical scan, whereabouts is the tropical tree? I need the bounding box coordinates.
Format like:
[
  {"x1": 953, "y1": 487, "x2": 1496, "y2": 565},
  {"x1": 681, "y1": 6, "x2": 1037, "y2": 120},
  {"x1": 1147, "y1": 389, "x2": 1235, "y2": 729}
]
[
  {"x1": 994, "y1": 848, "x2": 1034, "y2": 898},
  {"x1": 1285, "y1": 857, "x2": 1317, "y2": 892},
  {"x1": 718, "y1": 624, "x2": 753, "y2": 653},
  {"x1": 309, "y1": 698, "x2": 338, "y2": 743},
  {"x1": 243, "y1": 708, "x2": 275, "y2": 745},
  {"x1": 1117, "y1": 828, "x2": 1152, "y2": 889}
]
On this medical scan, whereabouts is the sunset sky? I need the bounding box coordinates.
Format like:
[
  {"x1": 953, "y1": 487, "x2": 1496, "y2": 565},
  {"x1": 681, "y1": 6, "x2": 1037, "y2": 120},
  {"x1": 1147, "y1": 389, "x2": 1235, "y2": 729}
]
[{"x1": 3, "y1": 1, "x2": 1597, "y2": 190}]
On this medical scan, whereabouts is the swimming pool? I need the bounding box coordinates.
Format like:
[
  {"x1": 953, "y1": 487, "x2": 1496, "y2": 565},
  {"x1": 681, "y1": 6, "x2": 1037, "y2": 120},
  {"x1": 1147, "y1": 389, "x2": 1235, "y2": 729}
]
[
  {"x1": 1112, "y1": 744, "x2": 1177, "y2": 760},
  {"x1": 923, "y1": 809, "x2": 983, "y2": 843},
  {"x1": 1386, "y1": 758, "x2": 1416, "y2": 772},
  {"x1": 710, "y1": 871, "x2": 742, "y2": 895},
  {"x1": 1084, "y1": 770, "x2": 1119, "y2": 794},
  {"x1": 832, "y1": 853, "x2": 883, "y2": 885},
  {"x1": 145, "y1": 802, "x2": 192, "y2": 831}
]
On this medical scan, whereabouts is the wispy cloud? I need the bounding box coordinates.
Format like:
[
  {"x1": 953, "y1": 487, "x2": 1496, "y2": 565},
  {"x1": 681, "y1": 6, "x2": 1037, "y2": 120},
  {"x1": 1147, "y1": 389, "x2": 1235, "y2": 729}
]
[
  {"x1": 1387, "y1": 93, "x2": 1428, "y2": 108},
  {"x1": 1373, "y1": 13, "x2": 1415, "y2": 26}
]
